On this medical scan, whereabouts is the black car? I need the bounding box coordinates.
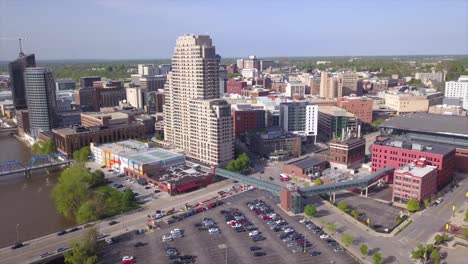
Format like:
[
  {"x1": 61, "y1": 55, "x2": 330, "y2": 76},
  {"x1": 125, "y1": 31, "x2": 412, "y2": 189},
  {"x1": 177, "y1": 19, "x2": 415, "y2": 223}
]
[
  {"x1": 57, "y1": 230, "x2": 67, "y2": 236},
  {"x1": 108, "y1": 220, "x2": 118, "y2": 225},
  {"x1": 180, "y1": 255, "x2": 196, "y2": 261},
  {"x1": 310, "y1": 251, "x2": 321, "y2": 256},
  {"x1": 269, "y1": 177, "x2": 274, "y2": 181},
  {"x1": 253, "y1": 252, "x2": 266, "y2": 257},
  {"x1": 252, "y1": 235, "x2": 266, "y2": 242},
  {"x1": 134, "y1": 242, "x2": 144, "y2": 247},
  {"x1": 67, "y1": 227, "x2": 81, "y2": 233},
  {"x1": 250, "y1": 246, "x2": 262, "y2": 251},
  {"x1": 11, "y1": 243, "x2": 24, "y2": 249}
]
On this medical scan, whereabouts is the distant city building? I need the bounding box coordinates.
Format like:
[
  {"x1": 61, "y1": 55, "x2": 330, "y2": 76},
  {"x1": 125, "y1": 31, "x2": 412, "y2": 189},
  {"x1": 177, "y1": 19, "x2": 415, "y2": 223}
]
[
  {"x1": 139, "y1": 75, "x2": 166, "y2": 91},
  {"x1": 285, "y1": 82, "x2": 306, "y2": 98},
  {"x1": 242, "y1": 55, "x2": 260, "y2": 71},
  {"x1": 329, "y1": 138, "x2": 366, "y2": 170},
  {"x1": 56, "y1": 79, "x2": 76, "y2": 91},
  {"x1": 415, "y1": 70, "x2": 445, "y2": 83},
  {"x1": 340, "y1": 72, "x2": 358, "y2": 96},
  {"x1": 164, "y1": 35, "x2": 234, "y2": 166},
  {"x1": 226, "y1": 79, "x2": 247, "y2": 95},
  {"x1": 80, "y1": 76, "x2": 101, "y2": 88},
  {"x1": 260, "y1": 60, "x2": 275, "y2": 72},
  {"x1": 138, "y1": 64, "x2": 158, "y2": 76},
  {"x1": 336, "y1": 96, "x2": 373, "y2": 124},
  {"x1": 385, "y1": 91, "x2": 443, "y2": 114},
  {"x1": 392, "y1": 158, "x2": 438, "y2": 204},
  {"x1": 16, "y1": 109, "x2": 30, "y2": 136},
  {"x1": 158, "y1": 64, "x2": 172, "y2": 75},
  {"x1": 428, "y1": 104, "x2": 467, "y2": 116},
  {"x1": 320, "y1": 71, "x2": 343, "y2": 99},
  {"x1": 24, "y1": 67, "x2": 59, "y2": 138},
  {"x1": 310, "y1": 75, "x2": 321, "y2": 96},
  {"x1": 145, "y1": 90, "x2": 165, "y2": 114},
  {"x1": 371, "y1": 136, "x2": 455, "y2": 189},
  {"x1": 219, "y1": 65, "x2": 227, "y2": 95},
  {"x1": 279, "y1": 102, "x2": 318, "y2": 142},
  {"x1": 94, "y1": 87, "x2": 126, "y2": 110},
  {"x1": 318, "y1": 106, "x2": 360, "y2": 141},
  {"x1": 445, "y1": 75, "x2": 468, "y2": 110},
  {"x1": 8, "y1": 53, "x2": 36, "y2": 109},
  {"x1": 78, "y1": 87, "x2": 95, "y2": 111},
  {"x1": 126, "y1": 87, "x2": 146, "y2": 109}
]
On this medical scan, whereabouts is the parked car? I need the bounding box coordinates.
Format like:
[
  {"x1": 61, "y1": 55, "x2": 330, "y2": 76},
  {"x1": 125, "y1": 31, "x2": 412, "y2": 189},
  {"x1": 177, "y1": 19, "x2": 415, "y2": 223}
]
[
  {"x1": 108, "y1": 220, "x2": 118, "y2": 225},
  {"x1": 11, "y1": 243, "x2": 24, "y2": 249},
  {"x1": 57, "y1": 230, "x2": 67, "y2": 236},
  {"x1": 134, "y1": 242, "x2": 144, "y2": 247},
  {"x1": 105, "y1": 238, "x2": 115, "y2": 244},
  {"x1": 250, "y1": 246, "x2": 262, "y2": 251},
  {"x1": 320, "y1": 234, "x2": 329, "y2": 239},
  {"x1": 253, "y1": 252, "x2": 266, "y2": 257},
  {"x1": 310, "y1": 251, "x2": 321, "y2": 256},
  {"x1": 67, "y1": 227, "x2": 81, "y2": 233},
  {"x1": 122, "y1": 256, "x2": 134, "y2": 261}
]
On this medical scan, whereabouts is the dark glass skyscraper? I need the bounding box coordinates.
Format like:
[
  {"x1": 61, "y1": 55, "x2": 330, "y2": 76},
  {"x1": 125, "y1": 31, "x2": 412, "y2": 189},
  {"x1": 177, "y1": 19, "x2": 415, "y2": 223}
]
[
  {"x1": 8, "y1": 54, "x2": 36, "y2": 109},
  {"x1": 24, "y1": 67, "x2": 58, "y2": 137}
]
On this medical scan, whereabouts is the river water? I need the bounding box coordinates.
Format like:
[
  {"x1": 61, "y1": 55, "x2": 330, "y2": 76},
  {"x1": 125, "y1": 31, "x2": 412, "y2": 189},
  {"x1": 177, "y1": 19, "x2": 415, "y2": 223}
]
[{"x1": 0, "y1": 135, "x2": 74, "y2": 248}]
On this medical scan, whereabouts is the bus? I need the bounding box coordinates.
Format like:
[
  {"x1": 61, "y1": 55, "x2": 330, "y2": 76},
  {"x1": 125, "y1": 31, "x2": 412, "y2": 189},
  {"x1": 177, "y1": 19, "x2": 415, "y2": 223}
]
[{"x1": 279, "y1": 174, "x2": 290, "y2": 182}]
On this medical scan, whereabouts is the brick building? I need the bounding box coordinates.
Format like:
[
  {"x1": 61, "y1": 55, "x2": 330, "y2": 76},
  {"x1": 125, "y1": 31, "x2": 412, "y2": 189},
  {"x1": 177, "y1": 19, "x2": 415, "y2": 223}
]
[
  {"x1": 283, "y1": 157, "x2": 328, "y2": 180},
  {"x1": 392, "y1": 158, "x2": 438, "y2": 204},
  {"x1": 232, "y1": 109, "x2": 266, "y2": 138},
  {"x1": 371, "y1": 137, "x2": 455, "y2": 189},
  {"x1": 329, "y1": 138, "x2": 366, "y2": 170},
  {"x1": 336, "y1": 96, "x2": 373, "y2": 124},
  {"x1": 226, "y1": 79, "x2": 247, "y2": 95},
  {"x1": 16, "y1": 109, "x2": 30, "y2": 136}
]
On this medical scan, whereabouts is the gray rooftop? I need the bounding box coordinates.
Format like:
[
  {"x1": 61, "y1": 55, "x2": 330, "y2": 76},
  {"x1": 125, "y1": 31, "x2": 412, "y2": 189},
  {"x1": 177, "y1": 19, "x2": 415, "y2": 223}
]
[
  {"x1": 380, "y1": 113, "x2": 468, "y2": 137},
  {"x1": 287, "y1": 157, "x2": 326, "y2": 169},
  {"x1": 374, "y1": 136, "x2": 456, "y2": 156}
]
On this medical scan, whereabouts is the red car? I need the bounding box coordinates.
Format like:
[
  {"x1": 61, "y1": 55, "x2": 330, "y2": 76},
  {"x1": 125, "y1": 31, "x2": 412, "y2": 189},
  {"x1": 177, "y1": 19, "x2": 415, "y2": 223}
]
[{"x1": 262, "y1": 216, "x2": 272, "y2": 221}]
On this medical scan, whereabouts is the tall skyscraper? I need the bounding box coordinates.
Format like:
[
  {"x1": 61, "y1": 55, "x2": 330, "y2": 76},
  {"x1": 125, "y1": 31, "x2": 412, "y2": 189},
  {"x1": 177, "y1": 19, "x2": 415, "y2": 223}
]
[
  {"x1": 25, "y1": 67, "x2": 58, "y2": 137},
  {"x1": 320, "y1": 71, "x2": 343, "y2": 99},
  {"x1": 8, "y1": 53, "x2": 36, "y2": 109},
  {"x1": 164, "y1": 35, "x2": 234, "y2": 165}
]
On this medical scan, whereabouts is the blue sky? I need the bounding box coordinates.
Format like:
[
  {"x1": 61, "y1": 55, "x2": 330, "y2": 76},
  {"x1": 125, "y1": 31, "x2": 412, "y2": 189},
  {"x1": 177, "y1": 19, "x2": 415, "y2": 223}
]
[{"x1": 0, "y1": 0, "x2": 467, "y2": 60}]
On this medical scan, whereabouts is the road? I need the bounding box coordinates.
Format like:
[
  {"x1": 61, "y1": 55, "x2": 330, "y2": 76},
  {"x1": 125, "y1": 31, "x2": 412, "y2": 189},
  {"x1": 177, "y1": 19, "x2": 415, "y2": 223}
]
[
  {"x1": 304, "y1": 172, "x2": 468, "y2": 264},
  {"x1": 0, "y1": 179, "x2": 237, "y2": 264}
]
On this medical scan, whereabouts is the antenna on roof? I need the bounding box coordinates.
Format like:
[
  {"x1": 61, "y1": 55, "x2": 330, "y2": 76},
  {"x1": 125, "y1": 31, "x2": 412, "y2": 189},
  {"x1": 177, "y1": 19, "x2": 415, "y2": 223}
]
[{"x1": 18, "y1": 37, "x2": 25, "y2": 55}]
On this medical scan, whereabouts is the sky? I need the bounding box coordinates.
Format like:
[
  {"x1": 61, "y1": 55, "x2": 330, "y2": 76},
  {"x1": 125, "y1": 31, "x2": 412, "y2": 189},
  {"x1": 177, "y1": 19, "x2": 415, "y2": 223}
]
[{"x1": 0, "y1": 0, "x2": 467, "y2": 60}]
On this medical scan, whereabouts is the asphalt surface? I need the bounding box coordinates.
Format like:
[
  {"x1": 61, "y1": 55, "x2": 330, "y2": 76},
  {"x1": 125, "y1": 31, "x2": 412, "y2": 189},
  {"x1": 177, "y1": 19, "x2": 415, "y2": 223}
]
[{"x1": 100, "y1": 190, "x2": 357, "y2": 264}]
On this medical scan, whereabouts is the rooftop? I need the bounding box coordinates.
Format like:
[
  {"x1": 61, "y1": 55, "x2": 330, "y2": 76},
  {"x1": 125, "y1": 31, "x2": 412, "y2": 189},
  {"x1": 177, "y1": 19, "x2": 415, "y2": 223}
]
[
  {"x1": 318, "y1": 106, "x2": 355, "y2": 117},
  {"x1": 395, "y1": 162, "x2": 437, "y2": 178},
  {"x1": 92, "y1": 140, "x2": 151, "y2": 154},
  {"x1": 380, "y1": 113, "x2": 468, "y2": 138},
  {"x1": 53, "y1": 122, "x2": 143, "y2": 136},
  {"x1": 287, "y1": 156, "x2": 326, "y2": 169},
  {"x1": 121, "y1": 148, "x2": 184, "y2": 165},
  {"x1": 374, "y1": 136, "x2": 455, "y2": 156}
]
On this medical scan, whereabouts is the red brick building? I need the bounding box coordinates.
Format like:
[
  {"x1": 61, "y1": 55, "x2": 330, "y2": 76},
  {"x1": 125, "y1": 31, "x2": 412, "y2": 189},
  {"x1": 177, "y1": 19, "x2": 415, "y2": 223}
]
[
  {"x1": 226, "y1": 79, "x2": 247, "y2": 95},
  {"x1": 283, "y1": 157, "x2": 328, "y2": 180},
  {"x1": 336, "y1": 96, "x2": 373, "y2": 124},
  {"x1": 233, "y1": 110, "x2": 266, "y2": 138},
  {"x1": 371, "y1": 137, "x2": 455, "y2": 189},
  {"x1": 392, "y1": 158, "x2": 438, "y2": 204}
]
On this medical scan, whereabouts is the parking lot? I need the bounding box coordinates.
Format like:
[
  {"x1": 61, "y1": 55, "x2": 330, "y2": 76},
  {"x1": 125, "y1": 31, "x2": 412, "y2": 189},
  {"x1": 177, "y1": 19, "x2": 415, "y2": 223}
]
[
  {"x1": 334, "y1": 192, "x2": 402, "y2": 232},
  {"x1": 99, "y1": 190, "x2": 357, "y2": 264}
]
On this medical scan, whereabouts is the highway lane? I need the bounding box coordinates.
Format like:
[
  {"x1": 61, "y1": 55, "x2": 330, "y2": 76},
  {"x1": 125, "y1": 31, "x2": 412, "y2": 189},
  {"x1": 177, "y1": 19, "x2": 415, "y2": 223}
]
[{"x1": 0, "y1": 179, "x2": 237, "y2": 264}]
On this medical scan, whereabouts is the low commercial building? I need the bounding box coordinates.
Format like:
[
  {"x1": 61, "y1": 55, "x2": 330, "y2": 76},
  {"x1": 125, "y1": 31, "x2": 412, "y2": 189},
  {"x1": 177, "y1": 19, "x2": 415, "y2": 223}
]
[
  {"x1": 283, "y1": 157, "x2": 328, "y2": 180},
  {"x1": 392, "y1": 158, "x2": 438, "y2": 204},
  {"x1": 371, "y1": 136, "x2": 455, "y2": 189},
  {"x1": 285, "y1": 82, "x2": 306, "y2": 98},
  {"x1": 318, "y1": 106, "x2": 360, "y2": 141},
  {"x1": 428, "y1": 104, "x2": 467, "y2": 116},
  {"x1": 226, "y1": 79, "x2": 247, "y2": 95},
  {"x1": 53, "y1": 122, "x2": 146, "y2": 157},
  {"x1": 329, "y1": 138, "x2": 366, "y2": 170},
  {"x1": 91, "y1": 140, "x2": 185, "y2": 175},
  {"x1": 247, "y1": 128, "x2": 301, "y2": 161},
  {"x1": 129, "y1": 165, "x2": 213, "y2": 195},
  {"x1": 81, "y1": 111, "x2": 134, "y2": 127},
  {"x1": 385, "y1": 91, "x2": 443, "y2": 114}
]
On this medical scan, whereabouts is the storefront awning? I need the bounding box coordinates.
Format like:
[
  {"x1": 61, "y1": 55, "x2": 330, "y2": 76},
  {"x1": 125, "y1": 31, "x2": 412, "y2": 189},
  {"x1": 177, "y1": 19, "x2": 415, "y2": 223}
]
[{"x1": 176, "y1": 182, "x2": 198, "y2": 192}]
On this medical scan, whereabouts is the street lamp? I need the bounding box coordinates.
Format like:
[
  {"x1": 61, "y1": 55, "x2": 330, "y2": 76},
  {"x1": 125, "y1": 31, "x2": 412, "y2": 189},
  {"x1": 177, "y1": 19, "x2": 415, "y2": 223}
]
[{"x1": 16, "y1": 224, "x2": 20, "y2": 243}]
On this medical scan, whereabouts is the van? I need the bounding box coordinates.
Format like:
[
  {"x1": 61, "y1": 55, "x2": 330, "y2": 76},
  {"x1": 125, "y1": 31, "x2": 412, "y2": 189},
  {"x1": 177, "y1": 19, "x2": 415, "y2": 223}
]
[{"x1": 279, "y1": 174, "x2": 290, "y2": 182}]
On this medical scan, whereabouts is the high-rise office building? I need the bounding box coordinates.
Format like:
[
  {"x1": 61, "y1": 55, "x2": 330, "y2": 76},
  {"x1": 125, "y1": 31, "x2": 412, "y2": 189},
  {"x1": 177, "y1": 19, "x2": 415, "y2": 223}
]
[
  {"x1": 8, "y1": 53, "x2": 36, "y2": 109},
  {"x1": 80, "y1": 76, "x2": 101, "y2": 88},
  {"x1": 164, "y1": 35, "x2": 234, "y2": 165},
  {"x1": 56, "y1": 79, "x2": 76, "y2": 91},
  {"x1": 445, "y1": 75, "x2": 468, "y2": 110},
  {"x1": 320, "y1": 71, "x2": 343, "y2": 99},
  {"x1": 340, "y1": 72, "x2": 358, "y2": 96},
  {"x1": 24, "y1": 67, "x2": 58, "y2": 137}
]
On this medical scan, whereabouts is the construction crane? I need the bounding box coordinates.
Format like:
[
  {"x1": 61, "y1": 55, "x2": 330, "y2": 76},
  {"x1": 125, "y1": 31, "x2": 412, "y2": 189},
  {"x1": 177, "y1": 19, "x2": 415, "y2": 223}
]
[{"x1": 0, "y1": 36, "x2": 25, "y2": 55}]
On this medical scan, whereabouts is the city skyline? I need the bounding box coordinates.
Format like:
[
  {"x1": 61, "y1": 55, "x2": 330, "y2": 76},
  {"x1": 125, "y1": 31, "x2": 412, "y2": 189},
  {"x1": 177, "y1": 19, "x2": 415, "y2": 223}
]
[{"x1": 1, "y1": 0, "x2": 467, "y2": 60}]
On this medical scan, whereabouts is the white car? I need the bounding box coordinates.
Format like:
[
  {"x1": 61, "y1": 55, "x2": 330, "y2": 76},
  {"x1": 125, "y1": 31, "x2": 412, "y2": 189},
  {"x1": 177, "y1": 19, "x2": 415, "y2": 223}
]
[
  {"x1": 299, "y1": 218, "x2": 308, "y2": 223},
  {"x1": 105, "y1": 238, "x2": 114, "y2": 244},
  {"x1": 320, "y1": 234, "x2": 329, "y2": 239},
  {"x1": 171, "y1": 228, "x2": 181, "y2": 234},
  {"x1": 248, "y1": 230, "x2": 259, "y2": 237},
  {"x1": 208, "y1": 228, "x2": 220, "y2": 234},
  {"x1": 122, "y1": 256, "x2": 134, "y2": 261},
  {"x1": 162, "y1": 234, "x2": 173, "y2": 242}
]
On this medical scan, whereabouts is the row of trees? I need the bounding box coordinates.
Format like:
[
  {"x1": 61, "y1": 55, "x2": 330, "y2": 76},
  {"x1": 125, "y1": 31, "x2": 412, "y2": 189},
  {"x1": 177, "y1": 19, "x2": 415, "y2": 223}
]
[
  {"x1": 411, "y1": 244, "x2": 441, "y2": 264},
  {"x1": 52, "y1": 164, "x2": 136, "y2": 224},
  {"x1": 226, "y1": 153, "x2": 250, "y2": 173},
  {"x1": 73, "y1": 146, "x2": 91, "y2": 162}
]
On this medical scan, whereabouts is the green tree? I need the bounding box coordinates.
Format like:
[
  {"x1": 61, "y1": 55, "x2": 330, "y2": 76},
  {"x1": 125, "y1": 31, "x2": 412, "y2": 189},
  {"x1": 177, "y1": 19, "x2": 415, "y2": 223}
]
[
  {"x1": 32, "y1": 139, "x2": 56, "y2": 155},
  {"x1": 52, "y1": 165, "x2": 92, "y2": 219},
  {"x1": 64, "y1": 228, "x2": 98, "y2": 264},
  {"x1": 464, "y1": 209, "x2": 468, "y2": 222},
  {"x1": 431, "y1": 249, "x2": 441, "y2": 264},
  {"x1": 155, "y1": 133, "x2": 163, "y2": 140},
  {"x1": 411, "y1": 244, "x2": 435, "y2": 263},
  {"x1": 360, "y1": 244, "x2": 368, "y2": 256},
  {"x1": 423, "y1": 199, "x2": 430, "y2": 208},
  {"x1": 337, "y1": 201, "x2": 349, "y2": 212},
  {"x1": 89, "y1": 170, "x2": 105, "y2": 187},
  {"x1": 372, "y1": 252, "x2": 383, "y2": 264},
  {"x1": 226, "y1": 153, "x2": 250, "y2": 173},
  {"x1": 351, "y1": 210, "x2": 359, "y2": 219},
  {"x1": 406, "y1": 199, "x2": 420, "y2": 212},
  {"x1": 73, "y1": 146, "x2": 91, "y2": 162},
  {"x1": 304, "y1": 204, "x2": 317, "y2": 217},
  {"x1": 326, "y1": 222, "x2": 337, "y2": 234},
  {"x1": 395, "y1": 215, "x2": 404, "y2": 224},
  {"x1": 341, "y1": 233, "x2": 354, "y2": 246},
  {"x1": 314, "y1": 178, "x2": 323, "y2": 185},
  {"x1": 372, "y1": 118, "x2": 384, "y2": 128},
  {"x1": 76, "y1": 201, "x2": 98, "y2": 224}
]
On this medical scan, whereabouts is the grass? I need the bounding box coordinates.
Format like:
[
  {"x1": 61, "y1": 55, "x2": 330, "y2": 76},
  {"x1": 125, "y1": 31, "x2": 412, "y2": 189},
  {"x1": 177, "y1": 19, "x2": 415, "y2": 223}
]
[{"x1": 395, "y1": 220, "x2": 413, "y2": 236}]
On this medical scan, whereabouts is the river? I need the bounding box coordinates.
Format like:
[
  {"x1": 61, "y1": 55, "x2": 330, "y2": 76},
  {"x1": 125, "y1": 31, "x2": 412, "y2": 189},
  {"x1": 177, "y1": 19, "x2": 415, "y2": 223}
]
[{"x1": 0, "y1": 135, "x2": 74, "y2": 248}]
